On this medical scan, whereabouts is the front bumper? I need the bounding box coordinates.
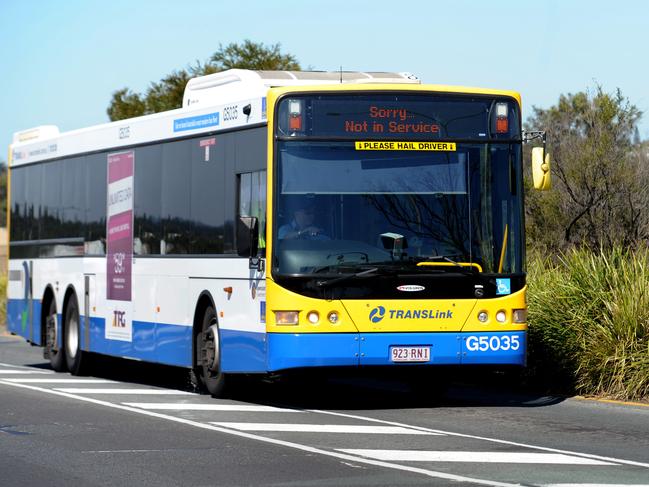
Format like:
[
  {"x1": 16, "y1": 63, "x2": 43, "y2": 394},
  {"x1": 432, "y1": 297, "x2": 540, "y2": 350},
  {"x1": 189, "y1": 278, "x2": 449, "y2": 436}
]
[{"x1": 267, "y1": 331, "x2": 526, "y2": 371}]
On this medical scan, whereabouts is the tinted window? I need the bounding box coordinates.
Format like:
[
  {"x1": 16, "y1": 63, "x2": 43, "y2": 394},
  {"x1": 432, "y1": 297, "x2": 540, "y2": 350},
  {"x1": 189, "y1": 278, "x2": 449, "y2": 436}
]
[
  {"x1": 134, "y1": 145, "x2": 161, "y2": 255},
  {"x1": 61, "y1": 156, "x2": 85, "y2": 240},
  {"x1": 85, "y1": 154, "x2": 107, "y2": 253},
  {"x1": 9, "y1": 166, "x2": 26, "y2": 241},
  {"x1": 190, "y1": 135, "x2": 225, "y2": 254},
  {"x1": 40, "y1": 160, "x2": 62, "y2": 239},
  {"x1": 161, "y1": 139, "x2": 191, "y2": 254}
]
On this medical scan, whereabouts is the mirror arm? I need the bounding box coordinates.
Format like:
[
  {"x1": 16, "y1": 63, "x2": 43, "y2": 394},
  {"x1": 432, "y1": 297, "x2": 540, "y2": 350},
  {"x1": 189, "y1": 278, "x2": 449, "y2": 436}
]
[{"x1": 523, "y1": 130, "x2": 547, "y2": 158}]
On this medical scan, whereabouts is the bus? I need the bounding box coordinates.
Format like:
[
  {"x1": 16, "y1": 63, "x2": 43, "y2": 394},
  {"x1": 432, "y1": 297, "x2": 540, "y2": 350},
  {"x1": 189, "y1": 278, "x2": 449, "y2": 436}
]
[{"x1": 6, "y1": 69, "x2": 550, "y2": 396}]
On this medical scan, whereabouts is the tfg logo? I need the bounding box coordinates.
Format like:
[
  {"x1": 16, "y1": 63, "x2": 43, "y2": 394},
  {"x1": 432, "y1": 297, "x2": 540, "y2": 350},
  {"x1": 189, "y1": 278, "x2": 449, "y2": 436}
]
[
  {"x1": 369, "y1": 306, "x2": 386, "y2": 323},
  {"x1": 112, "y1": 310, "x2": 127, "y2": 328}
]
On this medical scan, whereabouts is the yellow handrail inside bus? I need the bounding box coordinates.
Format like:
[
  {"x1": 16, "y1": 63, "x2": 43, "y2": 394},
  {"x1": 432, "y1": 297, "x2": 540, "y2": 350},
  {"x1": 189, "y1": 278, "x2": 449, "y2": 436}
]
[
  {"x1": 498, "y1": 224, "x2": 509, "y2": 273},
  {"x1": 417, "y1": 261, "x2": 483, "y2": 273}
]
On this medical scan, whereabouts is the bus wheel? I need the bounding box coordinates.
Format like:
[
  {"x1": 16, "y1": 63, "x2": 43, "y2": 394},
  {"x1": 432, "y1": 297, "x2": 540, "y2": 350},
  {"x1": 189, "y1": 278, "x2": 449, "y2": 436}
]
[
  {"x1": 196, "y1": 306, "x2": 228, "y2": 397},
  {"x1": 45, "y1": 299, "x2": 67, "y2": 372},
  {"x1": 64, "y1": 295, "x2": 89, "y2": 375}
]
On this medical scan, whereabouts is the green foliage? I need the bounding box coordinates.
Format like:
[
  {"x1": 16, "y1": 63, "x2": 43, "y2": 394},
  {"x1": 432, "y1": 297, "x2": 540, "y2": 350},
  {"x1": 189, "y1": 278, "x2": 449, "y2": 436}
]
[
  {"x1": 525, "y1": 86, "x2": 648, "y2": 252},
  {"x1": 0, "y1": 273, "x2": 6, "y2": 332},
  {"x1": 527, "y1": 248, "x2": 649, "y2": 400},
  {"x1": 107, "y1": 40, "x2": 301, "y2": 121},
  {"x1": 0, "y1": 161, "x2": 6, "y2": 227},
  {"x1": 210, "y1": 39, "x2": 300, "y2": 71}
]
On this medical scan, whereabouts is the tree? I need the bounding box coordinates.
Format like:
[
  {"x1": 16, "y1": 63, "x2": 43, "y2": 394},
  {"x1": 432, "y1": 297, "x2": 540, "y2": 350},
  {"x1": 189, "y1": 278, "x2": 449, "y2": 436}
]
[
  {"x1": 0, "y1": 161, "x2": 6, "y2": 227},
  {"x1": 525, "y1": 86, "x2": 648, "y2": 252},
  {"x1": 210, "y1": 39, "x2": 300, "y2": 71},
  {"x1": 107, "y1": 40, "x2": 301, "y2": 121}
]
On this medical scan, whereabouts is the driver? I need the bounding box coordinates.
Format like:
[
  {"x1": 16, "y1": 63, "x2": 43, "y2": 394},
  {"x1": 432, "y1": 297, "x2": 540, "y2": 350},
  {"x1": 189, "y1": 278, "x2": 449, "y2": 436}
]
[{"x1": 278, "y1": 201, "x2": 328, "y2": 240}]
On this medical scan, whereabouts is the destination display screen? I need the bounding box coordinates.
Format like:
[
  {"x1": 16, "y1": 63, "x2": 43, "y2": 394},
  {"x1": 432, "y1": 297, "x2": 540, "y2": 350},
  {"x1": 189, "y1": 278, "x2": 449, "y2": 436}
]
[{"x1": 276, "y1": 94, "x2": 520, "y2": 140}]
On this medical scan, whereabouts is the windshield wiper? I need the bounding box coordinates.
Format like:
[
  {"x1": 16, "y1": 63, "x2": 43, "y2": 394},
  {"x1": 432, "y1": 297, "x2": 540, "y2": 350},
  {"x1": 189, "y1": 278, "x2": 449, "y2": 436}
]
[
  {"x1": 414, "y1": 255, "x2": 479, "y2": 276},
  {"x1": 315, "y1": 266, "x2": 380, "y2": 288}
]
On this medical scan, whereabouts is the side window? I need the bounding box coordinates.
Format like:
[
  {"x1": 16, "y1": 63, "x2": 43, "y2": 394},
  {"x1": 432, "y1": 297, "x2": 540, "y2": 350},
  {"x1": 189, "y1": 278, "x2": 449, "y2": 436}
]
[
  {"x1": 40, "y1": 160, "x2": 61, "y2": 239},
  {"x1": 134, "y1": 145, "x2": 162, "y2": 255},
  {"x1": 85, "y1": 154, "x2": 107, "y2": 254},
  {"x1": 9, "y1": 166, "x2": 26, "y2": 242},
  {"x1": 61, "y1": 156, "x2": 85, "y2": 240},
  {"x1": 238, "y1": 170, "x2": 267, "y2": 251},
  {"x1": 161, "y1": 140, "x2": 191, "y2": 254},
  {"x1": 190, "y1": 135, "x2": 226, "y2": 254}
]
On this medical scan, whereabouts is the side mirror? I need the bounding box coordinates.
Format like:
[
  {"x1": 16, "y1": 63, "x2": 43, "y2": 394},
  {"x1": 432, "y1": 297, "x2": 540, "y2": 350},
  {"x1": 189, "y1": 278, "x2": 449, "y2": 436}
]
[
  {"x1": 237, "y1": 216, "x2": 259, "y2": 258},
  {"x1": 532, "y1": 147, "x2": 551, "y2": 191}
]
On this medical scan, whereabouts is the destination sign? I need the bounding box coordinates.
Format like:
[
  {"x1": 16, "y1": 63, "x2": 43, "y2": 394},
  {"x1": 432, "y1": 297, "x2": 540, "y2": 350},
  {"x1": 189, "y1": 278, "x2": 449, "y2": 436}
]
[{"x1": 276, "y1": 94, "x2": 519, "y2": 140}]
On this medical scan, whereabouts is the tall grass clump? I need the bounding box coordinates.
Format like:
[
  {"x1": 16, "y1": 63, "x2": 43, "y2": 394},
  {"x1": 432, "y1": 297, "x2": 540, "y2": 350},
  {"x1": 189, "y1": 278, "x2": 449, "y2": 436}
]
[
  {"x1": 527, "y1": 247, "x2": 649, "y2": 400},
  {"x1": 0, "y1": 273, "x2": 6, "y2": 332}
]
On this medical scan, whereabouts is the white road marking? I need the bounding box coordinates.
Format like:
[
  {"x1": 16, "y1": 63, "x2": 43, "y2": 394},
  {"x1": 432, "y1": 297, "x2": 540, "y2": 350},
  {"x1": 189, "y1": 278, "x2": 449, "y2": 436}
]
[
  {"x1": 212, "y1": 423, "x2": 436, "y2": 435},
  {"x1": 312, "y1": 409, "x2": 649, "y2": 470},
  {"x1": 53, "y1": 388, "x2": 193, "y2": 395},
  {"x1": 544, "y1": 484, "x2": 649, "y2": 487},
  {"x1": 309, "y1": 409, "x2": 446, "y2": 435},
  {"x1": 123, "y1": 403, "x2": 301, "y2": 412},
  {"x1": 0, "y1": 370, "x2": 51, "y2": 374},
  {"x1": 83, "y1": 449, "x2": 168, "y2": 454},
  {"x1": 5, "y1": 378, "x2": 114, "y2": 383},
  {"x1": 338, "y1": 450, "x2": 617, "y2": 465},
  {"x1": 0, "y1": 379, "x2": 524, "y2": 487},
  {"x1": 0, "y1": 362, "x2": 50, "y2": 370}
]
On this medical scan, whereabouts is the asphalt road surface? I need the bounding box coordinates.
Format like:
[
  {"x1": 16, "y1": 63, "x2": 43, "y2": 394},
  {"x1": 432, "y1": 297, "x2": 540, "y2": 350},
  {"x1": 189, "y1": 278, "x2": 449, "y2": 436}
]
[{"x1": 1, "y1": 335, "x2": 648, "y2": 487}]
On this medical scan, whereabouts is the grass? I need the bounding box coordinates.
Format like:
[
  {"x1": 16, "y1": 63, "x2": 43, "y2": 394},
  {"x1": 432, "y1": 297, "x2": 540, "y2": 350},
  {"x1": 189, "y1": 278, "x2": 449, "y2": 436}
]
[
  {"x1": 526, "y1": 247, "x2": 649, "y2": 401},
  {"x1": 0, "y1": 273, "x2": 6, "y2": 333}
]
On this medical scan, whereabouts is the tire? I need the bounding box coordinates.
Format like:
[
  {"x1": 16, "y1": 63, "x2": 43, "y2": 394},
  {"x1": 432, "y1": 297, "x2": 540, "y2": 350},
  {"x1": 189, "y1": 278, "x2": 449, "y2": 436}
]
[
  {"x1": 64, "y1": 295, "x2": 89, "y2": 375},
  {"x1": 45, "y1": 299, "x2": 67, "y2": 372},
  {"x1": 195, "y1": 305, "x2": 228, "y2": 397}
]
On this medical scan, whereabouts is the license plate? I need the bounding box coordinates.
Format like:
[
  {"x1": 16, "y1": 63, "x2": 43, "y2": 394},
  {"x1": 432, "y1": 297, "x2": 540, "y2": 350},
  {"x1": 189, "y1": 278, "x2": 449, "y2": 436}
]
[{"x1": 390, "y1": 346, "x2": 430, "y2": 363}]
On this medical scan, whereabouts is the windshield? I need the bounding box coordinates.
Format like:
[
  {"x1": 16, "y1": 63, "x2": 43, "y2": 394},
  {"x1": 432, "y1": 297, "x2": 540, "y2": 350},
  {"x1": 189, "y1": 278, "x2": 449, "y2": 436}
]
[{"x1": 272, "y1": 141, "x2": 524, "y2": 279}]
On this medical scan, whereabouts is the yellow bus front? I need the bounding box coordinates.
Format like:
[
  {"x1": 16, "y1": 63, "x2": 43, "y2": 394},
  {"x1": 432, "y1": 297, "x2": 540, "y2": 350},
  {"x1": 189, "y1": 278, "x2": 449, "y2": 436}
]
[{"x1": 264, "y1": 85, "x2": 527, "y2": 371}]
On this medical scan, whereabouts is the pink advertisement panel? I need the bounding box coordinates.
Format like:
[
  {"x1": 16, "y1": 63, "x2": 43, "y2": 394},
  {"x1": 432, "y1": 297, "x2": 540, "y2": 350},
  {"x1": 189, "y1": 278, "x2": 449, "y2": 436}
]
[{"x1": 106, "y1": 151, "x2": 134, "y2": 302}]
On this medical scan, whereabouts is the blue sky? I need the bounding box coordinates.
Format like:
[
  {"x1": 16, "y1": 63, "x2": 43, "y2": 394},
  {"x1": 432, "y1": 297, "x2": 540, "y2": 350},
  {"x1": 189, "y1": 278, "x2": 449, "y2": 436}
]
[{"x1": 2, "y1": 0, "x2": 648, "y2": 155}]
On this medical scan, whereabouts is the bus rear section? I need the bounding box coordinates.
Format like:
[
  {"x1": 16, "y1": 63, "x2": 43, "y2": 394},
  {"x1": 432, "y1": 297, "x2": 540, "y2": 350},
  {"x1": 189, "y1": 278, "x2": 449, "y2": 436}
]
[{"x1": 265, "y1": 87, "x2": 528, "y2": 372}]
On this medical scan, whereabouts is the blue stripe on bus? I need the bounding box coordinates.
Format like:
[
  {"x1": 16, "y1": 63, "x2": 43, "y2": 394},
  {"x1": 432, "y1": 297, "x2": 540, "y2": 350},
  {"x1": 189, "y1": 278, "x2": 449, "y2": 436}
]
[
  {"x1": 87, "y1": 317, "x2": 192, "y2": 368},
  {"x1": 267, "y1": 333, "x2": 361, "y2": 371},
  {"x1": 220, "y1": 329, "x2": 266, "y2": 373},
  {"x1": 7, "y1": 298, "x2": 44, "y2": 346}
]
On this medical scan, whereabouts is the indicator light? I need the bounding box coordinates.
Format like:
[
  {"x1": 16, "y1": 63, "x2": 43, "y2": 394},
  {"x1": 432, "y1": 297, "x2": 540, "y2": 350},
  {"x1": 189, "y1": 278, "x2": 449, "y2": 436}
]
[
  {"x1": 478, "y1": 311, "x2": 489, "y2": 323},
  {"x1": 512, "y1": 309, "x2": 527, "y2": 323},
  {"x1": 275, "y1": 311, "x2": 299, "y2": 325},
  {"x1": 328, "y1": 311, "x2": 339, "y2": 324},
  {"x1": 495, "y1": 102, "x2": 509, "y2": 133}
]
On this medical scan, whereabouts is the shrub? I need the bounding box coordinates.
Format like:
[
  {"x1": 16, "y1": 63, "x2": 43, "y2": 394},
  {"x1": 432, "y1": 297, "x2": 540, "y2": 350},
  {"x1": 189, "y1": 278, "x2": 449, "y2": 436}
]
[{"x1": 527, "y1": 248, "x2": 649, "y2": 400}]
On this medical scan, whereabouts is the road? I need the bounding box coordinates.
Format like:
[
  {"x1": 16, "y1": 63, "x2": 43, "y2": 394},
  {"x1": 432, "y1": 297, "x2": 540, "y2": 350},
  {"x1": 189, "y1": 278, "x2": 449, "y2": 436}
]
[{"x1": 1, "y1": 335, "x2": 648, "y2": 487}]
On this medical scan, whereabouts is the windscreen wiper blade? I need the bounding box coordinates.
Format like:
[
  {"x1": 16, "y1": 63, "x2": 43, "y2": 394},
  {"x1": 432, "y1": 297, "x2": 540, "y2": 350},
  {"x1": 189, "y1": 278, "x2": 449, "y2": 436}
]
[
  {"x1": 414, "y1": 255, "x2": 480, "y2": 276},
  {"x1": 315, "y1": 267, "x2": 379, "y2": 288}
]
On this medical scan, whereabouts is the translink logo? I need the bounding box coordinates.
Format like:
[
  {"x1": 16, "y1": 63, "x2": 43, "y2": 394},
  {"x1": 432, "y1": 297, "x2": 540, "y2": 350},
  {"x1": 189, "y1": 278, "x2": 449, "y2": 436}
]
[{"x1": 368, "y1": 306, "x2": 453, "y2": 323}]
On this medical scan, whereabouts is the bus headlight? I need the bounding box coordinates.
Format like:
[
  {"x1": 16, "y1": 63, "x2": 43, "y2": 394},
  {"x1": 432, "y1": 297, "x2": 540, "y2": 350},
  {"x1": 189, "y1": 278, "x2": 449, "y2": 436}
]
[
  {"x1": 307, "y1": 311, "x2": 319, "y2": 324},
  {"x1": 512, "y1": 309, "x2": 527, "y2": 323},
  {"x1": 496, "y1": 310, "x2": 507, "y2": 323},
  {"x1": 275, "y1": 311, "x2": 299, "y2": 325}
]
